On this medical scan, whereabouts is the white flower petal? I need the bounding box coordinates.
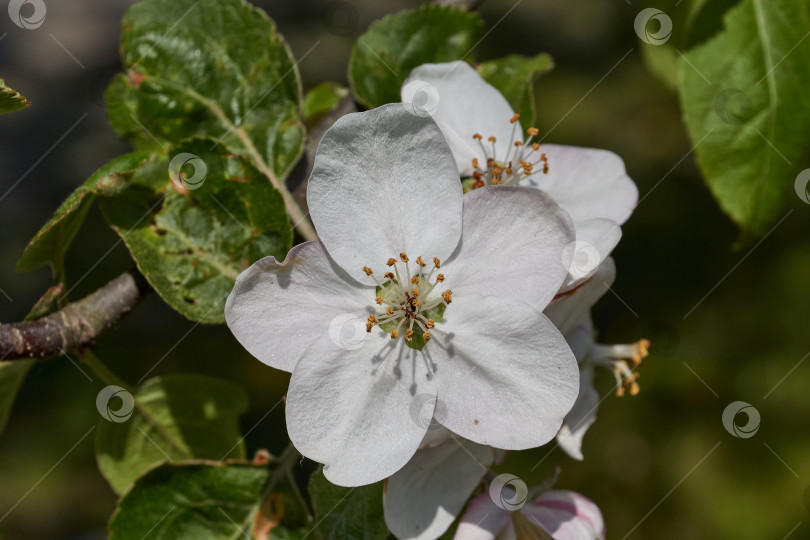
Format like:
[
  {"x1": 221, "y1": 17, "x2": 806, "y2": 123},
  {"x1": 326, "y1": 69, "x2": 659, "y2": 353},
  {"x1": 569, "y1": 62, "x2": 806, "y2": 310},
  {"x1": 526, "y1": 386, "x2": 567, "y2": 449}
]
[
  {"x1": 435, "y1": 294, "x2": 578, "y2": 450},
  {"x1": 286, "y1": 335, "x2": 441, "y2": 486},
  {"x1": 521, "y1": 490, "x2": 605, "y2": 540},
  {"x1": 384, "y1": 437, "x2": 495, "y2": 540},
  {"x1": 520, "y1": 144, "x2": 638, "y2": 226},
  {"x1": 225, "y1": 241, "x2": 372, "y2": 372},
  {"x1": 307, "y1": 103, "x2": 463, "y2": 284},
  {"x1": 443, "y1": 186, "x2": 575, "y2": 310},
  {"x1": 560, "y1": 219, "x2": 621, "y2": 291},
  {"x1": 455, "y1": 490, "x2": 511, "y2": 540},
  {"x1": 556, "y1": 364, "x2": 599, "y2": 461},
  {"x1": 545, "y1": 258, "x2": 615, "y2": 337},
  {"x1": 404, "y1": 62, "x2": 518, "y2": 175}
]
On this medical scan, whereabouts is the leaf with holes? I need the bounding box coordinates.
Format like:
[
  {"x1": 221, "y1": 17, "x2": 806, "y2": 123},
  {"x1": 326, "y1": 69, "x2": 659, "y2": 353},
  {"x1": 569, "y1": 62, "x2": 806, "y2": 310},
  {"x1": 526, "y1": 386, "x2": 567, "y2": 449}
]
[
  {"x1": 0, "y1": 78, "x2": 30, "y2": 114},
  {"x1": 95, "y1": 374, "x2": 249, "y2": 494},
  {"x1": 109, "y1": 0, "x2": 305, "y2": 182},
  {"x1": 98, "y1": 139, "x2": 292, "y2": 323},
  {"x1": 478, "y1": 53, "x2": 554, "y2": 131},
  {"x1": 17, "y1": 153, "x2": 149, "y2": 273},
  {"x1": 109, "y1": 461, "x2": 269, "y2": 540},
  {"x1": 308, "y1": 467, "x2": 389, "y2": 540},
  {"x1": 349, "y1": 4, "x2": 484, "y2": 108},
  {"x1": 680, "y1": 0, "x2": 810, "y2": 237}
]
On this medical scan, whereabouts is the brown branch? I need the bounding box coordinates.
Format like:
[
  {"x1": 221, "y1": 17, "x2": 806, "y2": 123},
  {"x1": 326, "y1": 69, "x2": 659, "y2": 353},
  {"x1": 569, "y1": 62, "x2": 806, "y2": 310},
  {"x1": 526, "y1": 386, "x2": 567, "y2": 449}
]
[{"x1": 0, "y1": 272, "x2": 151, "y2": 361}]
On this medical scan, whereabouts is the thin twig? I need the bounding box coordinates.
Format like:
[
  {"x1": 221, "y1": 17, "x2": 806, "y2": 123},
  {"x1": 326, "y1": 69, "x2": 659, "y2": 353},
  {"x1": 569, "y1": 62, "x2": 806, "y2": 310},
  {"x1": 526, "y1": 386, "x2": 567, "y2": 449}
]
[{"x1": 0, "y1": 272, "x2": 151, "y2": 361}]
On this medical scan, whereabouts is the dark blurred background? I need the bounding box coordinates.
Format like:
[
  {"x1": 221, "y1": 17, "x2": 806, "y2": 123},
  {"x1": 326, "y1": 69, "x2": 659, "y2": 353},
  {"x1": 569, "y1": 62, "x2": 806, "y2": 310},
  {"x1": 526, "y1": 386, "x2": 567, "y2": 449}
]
[{"x1": 1, "y1": 0, "x2": 808, "y2": 538}]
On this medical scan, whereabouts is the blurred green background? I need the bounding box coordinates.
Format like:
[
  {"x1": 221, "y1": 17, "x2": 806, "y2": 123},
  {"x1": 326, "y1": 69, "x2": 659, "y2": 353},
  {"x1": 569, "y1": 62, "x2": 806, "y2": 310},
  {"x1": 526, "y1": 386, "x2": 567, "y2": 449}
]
[{"x1": 1, "y1": 0, "x2": 808, "y2": 538}]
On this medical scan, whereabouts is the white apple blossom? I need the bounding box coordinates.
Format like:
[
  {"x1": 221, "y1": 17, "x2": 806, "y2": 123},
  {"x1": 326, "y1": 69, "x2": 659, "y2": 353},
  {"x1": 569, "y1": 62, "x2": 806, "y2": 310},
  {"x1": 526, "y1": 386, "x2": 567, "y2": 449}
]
[
  {"x1": 401, "y1": 61, "x2": 638, "y2": 290},
  {"x1": 546, "y1": 260, "x2": 650, "y2": 460},
  {"x1": 225, "y1": 104, "x2": 580, "y2": 487},
  {"x1": 456, "y1": 475, "x2": 605, "y2": 540}
]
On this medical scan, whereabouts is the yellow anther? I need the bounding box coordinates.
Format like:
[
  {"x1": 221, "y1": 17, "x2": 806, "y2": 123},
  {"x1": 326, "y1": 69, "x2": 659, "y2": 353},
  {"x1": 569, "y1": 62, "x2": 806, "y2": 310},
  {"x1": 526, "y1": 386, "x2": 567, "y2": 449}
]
[
  {"x1": 384, "y1": 272, "x2": 395, "y2": 280},
  {"x1": 400, "y1": 252, "x2": 409, "y2": 262},
  {"x1": 367, "y1": 314, "x2": 379, "y2": 324},
  {"x1": 441, "y1": 290, "x2": 453, "y2": 304},
  {"x1": 505, "y1": 168, "x2": 513, "y2": 175},
  {"x1": 424, "y1": 331, "x2": 431, "y2": 341},
  {"x1": 411, "y1": 298, "x2": 421, "y2": 307},
  {"x1": 415, "y1": 256, "x2": 426, "y2": 267},
  {"x1": 390, "y1": 330, "x2": 399, "y2": 339},
  {"x1": 411, "y1": 276, "x2": 420, "y2": 285},
  {"x1": 532, "y1": 143, "x2": 540, "y2": 151},
  {"x1": 513, "y1": 141, "x2": 523, "y2": 147},
  {"x1": 472, "y1": 158, "x2": 479, "y2": 169},
  {"x1": 630, "y1": 382, "x2": 641, "y2": 396},
  {"x1": 386, "y1": 258, "x2": 397, "y2": 266},
  {"x1": 405, "y1": 329, "x2": 414, "y2": 342},
  {"x1": 487, "y1": 136, "x2": 497, "y2": 143},
  {"x1": 375, "y1": 296, "x2": 384, "y2": 305},
  {"x1": 366, "y1": 322, "x2": 374, "y2": 333},
  {"x1": 436, "y1": 274, "x2": 445, "y2": 282},
  {"x1": 362, "y1": 266, "x2": 373, "y2": 276},
  {"x1": 510, "y1": 113, "x2": 520, "y2": 124},
  {"x1": 411, "y1": 289, "x2": 420, "y2": 297},
  {"x1": 492, "y1": 178, "x2": 501, "y2": 185},
  {"x1": 433, "y1": 257, "x2": 441, "y2": 268},
  {"x1": 386, "y1": 307, "x2": 394, "y2": 315},
  {"x1": 426, "y1": 319, "x2": 435, "y2": 329},
  {"x1": 616, "y1": 386, "x2": 625, "y2": 397},
  {"x1": 527, "y1": 127, "x2": 539, "y2": 136},
  {"x1": 473, "y1": 133, "x2": 483, "y2": 140}
]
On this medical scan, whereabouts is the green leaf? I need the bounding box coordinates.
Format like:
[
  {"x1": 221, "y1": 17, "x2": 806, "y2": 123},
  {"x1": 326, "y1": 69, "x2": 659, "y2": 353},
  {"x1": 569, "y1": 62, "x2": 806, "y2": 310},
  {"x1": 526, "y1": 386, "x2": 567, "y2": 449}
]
[
  {"x1": 109, "y1": 0, "x2": 305, "y2": 182},
  {"x1": 0, "y1": 361, "x2": 34, "y2": 437},
  {"x1": 478, "y1": 53, "x2": 554, "y2": 131},
  {"x1": 96, "y1": 374, "x2": 249, "y2": 494},
  {"x1": 348, "y1": 4, "x2": 485, "y2": 108},
  {"x1": 109, "y1": 461, "x2": 269, "y2": 540},
  {"x1": 307, "y1": 467, "x2": 389, "y2": 540},
  {"x1": 638, "y1": 0, "x2": 742, "y2": 90},
  {"x1": 0, "y1": 78, "x2": 30, "y2": 114},
  {"x1": 98, "y1": 139, "x2": 292, "y2": 323},
  {"x1": 680, "y1": 0, "x2": 810, "y2": 236},
  {"x1": 16, "y1": 153, "x2": 149, "y2": 273},
  {"x1": 304, "y1": 82, "x2": 349, "y2": 128}
]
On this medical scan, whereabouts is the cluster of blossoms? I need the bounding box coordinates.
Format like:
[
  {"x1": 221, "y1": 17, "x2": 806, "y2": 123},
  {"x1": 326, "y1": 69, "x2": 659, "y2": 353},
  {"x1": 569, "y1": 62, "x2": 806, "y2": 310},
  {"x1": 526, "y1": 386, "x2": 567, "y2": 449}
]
[{"x1": 226, "y1": 60, "x2": 646, "y2": 539}]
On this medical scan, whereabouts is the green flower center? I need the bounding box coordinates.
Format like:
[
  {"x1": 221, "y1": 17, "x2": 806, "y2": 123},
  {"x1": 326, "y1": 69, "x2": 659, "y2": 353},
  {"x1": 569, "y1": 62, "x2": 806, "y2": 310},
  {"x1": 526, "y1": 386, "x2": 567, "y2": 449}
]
[{"x1": 361, "y1": 253, "x2": 451, "y2": 351}]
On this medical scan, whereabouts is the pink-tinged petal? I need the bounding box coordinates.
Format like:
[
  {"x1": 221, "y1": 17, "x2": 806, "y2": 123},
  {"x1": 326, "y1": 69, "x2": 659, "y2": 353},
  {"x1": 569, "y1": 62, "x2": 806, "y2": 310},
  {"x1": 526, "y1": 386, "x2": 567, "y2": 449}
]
[
  {"x1": 443, "y1": 186, "x2": 575, "y2": 311},
  {"x1": 455, "y1": 491, "x2": 511, "y2": 540},
  {"x1": 307, "y1": 104, "x2": 463, "y2": 285},
  {"x1": 520, "y1": 144, "x2": 638, "y2": 226},
  {"x1": 435, "y1": 294, "x2": 579, "y2": 450},
  {"x1": 286, "y1": 335, "x2": 442, "y2": 486},
  {"x1": 545, "y1": 258, "x2": 615, "y2": 337},
  {"x1": 384, "y1": 437, "x2": 495, "y2": 540},
  {"x1": 404, "y1": 62, "x2": 517, "y2": 176},
  {"x1": 521, "y1": 490, "x2": 605, "y2": 540},
  {"x1": 225, "y1": 241, "x2": 372, "y2": 372},
  {"x1": 556, "y1": 365, "x2": 599, "y2": 461}
]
